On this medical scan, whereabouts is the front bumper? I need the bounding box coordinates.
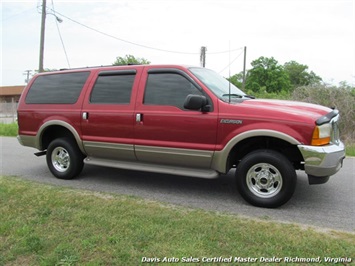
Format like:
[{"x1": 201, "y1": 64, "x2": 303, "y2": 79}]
[{"x1": 298, "y1": 141, "x2": 345, "y2": 181}]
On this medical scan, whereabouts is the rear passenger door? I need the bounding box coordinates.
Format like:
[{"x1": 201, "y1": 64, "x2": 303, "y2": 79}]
[{"x1": 81, "y1": 69, "x2": 140, "y2": 161}]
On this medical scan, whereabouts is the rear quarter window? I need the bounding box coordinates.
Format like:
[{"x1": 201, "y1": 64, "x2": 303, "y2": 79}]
[{"x1": 25, "y1": 72, "x2": 90, "y2": 104}]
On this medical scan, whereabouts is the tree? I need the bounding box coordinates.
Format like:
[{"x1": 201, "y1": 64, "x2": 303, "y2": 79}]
[
  {"x1": 283, "y1": 60, "x2": 322, "y2": 88},
  {"x1": 245, "y1": 56, "x2": 291, "y2": 93},
  {"x1": 113, "y1": 54, "x2": 150, "y2": 65},
  {"x1": 227, "y1": 71, "x2": 244, "y2": 88}
]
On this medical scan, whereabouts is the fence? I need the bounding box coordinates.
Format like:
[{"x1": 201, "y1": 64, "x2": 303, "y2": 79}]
[{"x1": 0, "y1": 101, "x2": 18, "y2": 124}]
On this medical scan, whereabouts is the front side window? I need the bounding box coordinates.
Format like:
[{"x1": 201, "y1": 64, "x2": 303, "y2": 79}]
[
  {"x1": 90, "y1": 74, "x2": 135, "y2": 104},
  {"x1": 26, "y1": 71, "x2": 90, "y2": 104},
  {"x1": 189, "y1": 67, "x2": 247, "y2": 101},
  {"x1": 144, "y1": 73, "x2": 202, "y2": 109}
]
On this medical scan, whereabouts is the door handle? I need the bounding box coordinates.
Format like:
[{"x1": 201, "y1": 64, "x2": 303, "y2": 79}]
[
  {"x1": 82, "y1": 112, "x2": 89, "y2": 120},
  {"x1": 136, "y1": 113, "x2": 142, "y2": 122}
]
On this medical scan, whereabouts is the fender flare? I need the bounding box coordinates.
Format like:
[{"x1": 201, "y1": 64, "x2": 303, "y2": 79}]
[
  {"x1": 36, "y1": 120, "x2": 85, "y2": 153},
  {"x1": 211, "y1": 129, "x2": 301, "y2": 173}
]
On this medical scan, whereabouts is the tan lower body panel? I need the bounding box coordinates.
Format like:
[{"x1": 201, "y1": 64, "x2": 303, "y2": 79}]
[
  {"x1": 135, "y1": 145, "x2": 214, "y2": 168},
  {"x1": 83, "y1": 141, "x2": 217, "y2": 178},
  {"x1": 83, "y1": 141, "x2": 136, "y2": 161}
]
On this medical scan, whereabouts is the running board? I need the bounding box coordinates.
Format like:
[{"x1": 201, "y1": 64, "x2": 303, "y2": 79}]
[
  {"x1": 34, "y1": 151, "x2": 47, "y2": 157},
  {"x1": 84, "y1": 157, "x2": 219, "y2": 179}
]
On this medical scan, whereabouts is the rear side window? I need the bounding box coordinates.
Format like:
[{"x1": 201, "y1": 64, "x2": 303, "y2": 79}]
[
  {"x1": 25, "y1": 72, "x2": 90, "y2": 104},
  {"x1": 90, "y1": 73, "x2": 135, "y2": 104}
]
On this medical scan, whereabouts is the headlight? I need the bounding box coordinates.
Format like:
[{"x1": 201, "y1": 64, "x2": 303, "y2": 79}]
[{"x1": 311, "y1": 123, "x2": 331, "y2": 146}]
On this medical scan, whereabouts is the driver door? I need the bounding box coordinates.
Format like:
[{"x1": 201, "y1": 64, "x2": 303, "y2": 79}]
[{"x1": 134, "y1": 67, "x2": 218, "y2": 168}]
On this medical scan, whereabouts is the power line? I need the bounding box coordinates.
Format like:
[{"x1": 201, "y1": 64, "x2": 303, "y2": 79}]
[
  {"x1": 218, "y1": 49, "x2": 244, "y2": 73},
  {"x1": 1, "y1": 7, "x2": 34, "y2": 22},
  {"x1": 49, "y1": 9, "x2": 199, "y2": 55},
  {"x1": 208, "y1": 47, "x2": 243, "y2": 55},
  {"x1": 48, "y1": 8, "x2": 243, "y2": 56},
  {"x1": 51, "y1": 0, "x2": 70, "y2": 68}
]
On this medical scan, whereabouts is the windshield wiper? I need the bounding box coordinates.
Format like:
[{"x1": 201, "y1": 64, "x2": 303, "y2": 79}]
[
  {"x1": 222, "y1": 94, "x2": 243, "y2": 98},
  {"x1": 222, "y1": 94, "x2": 255, "y2": 99}
]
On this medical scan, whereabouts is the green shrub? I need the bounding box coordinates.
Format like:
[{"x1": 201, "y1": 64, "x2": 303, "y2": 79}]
[
  {"x1": 292, "y1": 84, "x2": 355, "y2": 145},
  {"x1": 0, "y1": 123, "x2": 18, "y2": 136}
]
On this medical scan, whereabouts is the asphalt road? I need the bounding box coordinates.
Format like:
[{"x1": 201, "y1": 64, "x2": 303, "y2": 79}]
[{"x1": 1, "y1": 136, "x2": 354, "y2": 232}]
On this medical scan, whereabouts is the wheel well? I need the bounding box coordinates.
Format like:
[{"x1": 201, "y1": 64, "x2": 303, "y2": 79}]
[
  {"x1": 41, "y1": 125, "x2": 76, "y2": 150},
  {"x1": 228, "y1": 136, "x2": 304, "y2": 171}
]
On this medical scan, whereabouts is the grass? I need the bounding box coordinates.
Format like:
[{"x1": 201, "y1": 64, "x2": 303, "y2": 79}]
[
  {"x1": 0, "y1": 176, "x2": 354, "y2": 265},
  {"x1": 346, "y1": 144, "x2": 355, "y2": 157},
  {"x1": 0, "y1": 122, "x2": 18, "y2": 136}
]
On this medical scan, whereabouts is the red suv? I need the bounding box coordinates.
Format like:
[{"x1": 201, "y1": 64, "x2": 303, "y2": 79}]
[{"x1": 17, "y1": 65, "x2": 345, "y2": 207}]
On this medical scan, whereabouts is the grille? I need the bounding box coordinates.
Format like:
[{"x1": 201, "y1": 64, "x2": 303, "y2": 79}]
[{"x1": 331, "y1": 116, "x2": 340, "y2": 145}]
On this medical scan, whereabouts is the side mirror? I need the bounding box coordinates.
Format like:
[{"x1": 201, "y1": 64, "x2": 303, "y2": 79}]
[{"x1": 183, "y1": 94, "x2": 210, "y2": 111}]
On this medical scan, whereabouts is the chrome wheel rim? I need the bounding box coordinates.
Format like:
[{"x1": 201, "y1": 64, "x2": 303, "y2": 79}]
[
  {"x1": 51, "y1": 147, "x2": 70, "y2": 172},
  {"x1": 246, "y1": 163, "x2": 283, "y2": 198}
]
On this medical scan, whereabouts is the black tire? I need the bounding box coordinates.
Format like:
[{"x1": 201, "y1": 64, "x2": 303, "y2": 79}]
[
  {"x1": 46, "y1": 138, "x2": 84, "y2": 180},
  {"x1": 235, "y1": 149, "x2": 297, "y2": 208}
]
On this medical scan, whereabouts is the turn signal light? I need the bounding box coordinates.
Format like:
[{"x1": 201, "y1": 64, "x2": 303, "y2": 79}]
[{"x1": 311, "y1": 125, "x2": 331, "y2": 146}]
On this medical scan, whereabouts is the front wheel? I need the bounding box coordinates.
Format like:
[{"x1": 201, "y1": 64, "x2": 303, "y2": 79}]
[
  {"x1": 236, "y1": 150, "x2": 297, "y2": 208},
  {"x1": 46, "y1": 138, "x2": 84, "y2": 180}
]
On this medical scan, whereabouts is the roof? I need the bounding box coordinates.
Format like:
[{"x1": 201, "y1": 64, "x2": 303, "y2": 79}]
[
  {"x1": 0, "y1": 86, "x2": 25, "y2": 96},
  {"x1": 44, "y1": 64, "x2": 199, "y2": 75}
]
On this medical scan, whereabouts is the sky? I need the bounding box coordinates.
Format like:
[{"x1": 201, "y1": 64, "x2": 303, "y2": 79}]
[{"x1": 1, "y1": 0, "x2": 355, "y2": 86}]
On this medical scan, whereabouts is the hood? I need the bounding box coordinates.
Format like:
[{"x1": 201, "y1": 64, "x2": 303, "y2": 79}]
[{"x1": 233, "y1": 99, "x2": 332, "y2": 124}]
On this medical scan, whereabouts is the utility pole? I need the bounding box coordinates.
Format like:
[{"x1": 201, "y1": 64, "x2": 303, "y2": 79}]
[
  {"x1": 200, "y1": 46, "x2": 207, "y2": 67},
  {"x1": 39, "y1": 0, "x2": 46, "y2": 73},
  {"x1": 23, "y1": 70, "x2": 32, "y2": 83},
  {"x1": 242, "y1": 46, "x2": 247, "y2": 90}
]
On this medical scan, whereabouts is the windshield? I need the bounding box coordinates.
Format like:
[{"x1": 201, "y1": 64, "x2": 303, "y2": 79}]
[{"x1": 189, "y1": 67, "x2": 247, "y2": 100}]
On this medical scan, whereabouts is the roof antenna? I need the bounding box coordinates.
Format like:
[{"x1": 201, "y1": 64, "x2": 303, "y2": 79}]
[{"x1": 228, "y1": 40, "x2": 231, "y2": 104}]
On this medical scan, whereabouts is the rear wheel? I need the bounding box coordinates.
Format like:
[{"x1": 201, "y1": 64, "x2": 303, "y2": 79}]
[
  {"x1": 46, "y1": 138, "x2": 84, "y2": 179},
  {"x1": 236, "y1": 150, "x2": 297, "y2": 208}
]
